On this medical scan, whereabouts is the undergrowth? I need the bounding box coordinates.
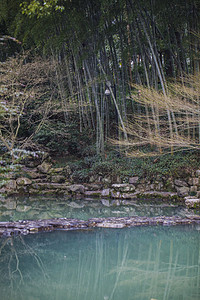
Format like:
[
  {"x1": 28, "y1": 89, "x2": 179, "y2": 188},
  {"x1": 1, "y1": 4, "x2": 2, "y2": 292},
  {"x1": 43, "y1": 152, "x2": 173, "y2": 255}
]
[{"x1": 67, "y1": 150, "x2": 200, "y2": 183}]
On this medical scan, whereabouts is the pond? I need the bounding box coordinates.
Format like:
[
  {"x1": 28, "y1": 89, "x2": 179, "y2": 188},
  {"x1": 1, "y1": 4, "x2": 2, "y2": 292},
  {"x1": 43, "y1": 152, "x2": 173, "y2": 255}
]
[
  {"x1": 0, "y1": 226, "x2": 200, "y2": 300},
  {"x1": 0, "y1": 196, "x2": 200, "y2": 300}
]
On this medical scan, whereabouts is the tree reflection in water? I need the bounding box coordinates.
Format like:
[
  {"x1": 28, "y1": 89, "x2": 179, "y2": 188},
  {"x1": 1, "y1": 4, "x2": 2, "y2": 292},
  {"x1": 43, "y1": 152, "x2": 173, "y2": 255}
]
[{"x1": 0, "y1": 226, "x2": 199, "y2": 300}]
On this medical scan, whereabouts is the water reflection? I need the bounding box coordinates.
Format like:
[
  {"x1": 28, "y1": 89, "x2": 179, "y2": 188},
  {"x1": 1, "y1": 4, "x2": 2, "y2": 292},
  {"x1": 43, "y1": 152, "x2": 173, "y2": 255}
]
[
  {"x1": 0, "y1": 196, "x2": 199, "y2": 222},
  {"x1": 0, "y1": 226, "x2": 199, "y2": 300}
]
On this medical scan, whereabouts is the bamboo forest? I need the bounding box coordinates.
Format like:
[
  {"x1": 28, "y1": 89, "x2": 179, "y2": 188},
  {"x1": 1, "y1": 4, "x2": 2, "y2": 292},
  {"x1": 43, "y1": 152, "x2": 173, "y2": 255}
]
[{"x1": 0, "y1": 1, "x2": 200, "y2": 299}]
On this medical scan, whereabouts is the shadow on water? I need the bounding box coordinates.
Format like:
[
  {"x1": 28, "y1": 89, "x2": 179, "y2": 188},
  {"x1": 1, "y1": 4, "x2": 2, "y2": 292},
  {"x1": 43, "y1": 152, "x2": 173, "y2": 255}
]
[{"x1": 0, "y1": 226, "x2": 200, "y2": 300}]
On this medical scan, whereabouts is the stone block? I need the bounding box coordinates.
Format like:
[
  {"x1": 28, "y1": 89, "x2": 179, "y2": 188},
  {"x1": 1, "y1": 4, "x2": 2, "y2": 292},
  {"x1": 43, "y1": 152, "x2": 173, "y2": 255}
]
[
  {"x1": 84, "y1": 190, "x2": 101, "y2": 196},
  {"x1": 5, "y1": 180, "x2": 16, "y2": 190},
  {"x1": 111, "y1": 184, "x2": 135, "y2": 192},
  {"x1": 129, "y1": 177, "x2": 139, "y2": 184},
  {"x1": 16, "y1": 177, "x2": 32, "y2": 186},
  {"x1": 176, "y1": 186, "x2": 189, "y2": 197},
  {"x1": 174, "y1": 179, "x2": 188, "y2": 187},
  {"x1": 185, "y1": 197, "x2": 200, "y2": 208},
  {"x1": 196, "y1": 170, "x2": 200, "y2": 176},
  {"x1": 190, "y1": 186, "x2": 197, "y2": 192},
  {"x1": 111, "y1": 190, "x2": 121, "y2": 198},
  {"x1": 188, "y1": 178, "x2": 193, "y2": 185},
  {"x1": 67, "y1": 184, "x2": 85, "y2": 194},
  {"x1": 101, "y1": 189, "x2": 110, "y2": 197},
  {"x1": 193, "y1": 178, "x2": 199, "y2": 186},
  {"x1": 37, "y1": 162, "x2": 52, "y2": 174}
]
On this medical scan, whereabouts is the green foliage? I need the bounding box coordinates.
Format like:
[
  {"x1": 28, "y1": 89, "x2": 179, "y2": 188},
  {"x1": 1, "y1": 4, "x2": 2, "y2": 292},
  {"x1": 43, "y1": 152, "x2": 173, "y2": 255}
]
[
  {"x1": 34, "y1": 120, "x2": 93, "y2": 156},
  {"x1": 21, "y1": 0, "x2": 64, "y2": 18},
  {"x1": 67, "y1": 150, "x2": 200, "y2": 182}
]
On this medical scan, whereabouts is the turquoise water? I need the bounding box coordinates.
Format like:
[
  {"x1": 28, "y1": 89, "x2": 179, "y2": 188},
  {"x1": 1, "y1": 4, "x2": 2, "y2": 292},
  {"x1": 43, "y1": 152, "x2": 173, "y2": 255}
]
[
  {"x1": 0, "y1": 226, "x2": 200, "y2": 300},
  {"x1": 0, "y1": 196, "x2": 198, "y2": 221}
]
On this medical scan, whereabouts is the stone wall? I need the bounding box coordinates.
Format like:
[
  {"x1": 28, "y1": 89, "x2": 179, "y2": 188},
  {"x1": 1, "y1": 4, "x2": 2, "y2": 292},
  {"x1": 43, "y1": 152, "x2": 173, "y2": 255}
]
[{"x1": 1, "y1": 159, "x2": 200, "y2": 208}]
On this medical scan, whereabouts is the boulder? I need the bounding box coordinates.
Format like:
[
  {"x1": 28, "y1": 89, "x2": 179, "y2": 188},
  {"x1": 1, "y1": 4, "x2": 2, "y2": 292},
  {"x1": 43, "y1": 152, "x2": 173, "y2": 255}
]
[
  {"x1": 111, "y1": 184, "x2": 135, "y2": 192},
  {"x1": 111, "y1": 190, "x2": 121, "y2": 198},
  {"x1": 185, "y1": 197, "x2": 200, "y2": 208},
  {"x1": 5, "y1": 180, "x2": 17, "y2": 190},
  {"x1": 16, "y1": 177, "x2": 32, "y2": 186},
  {"x1": 25, "y1": 171, "x2": 43, "y2": 179},
  {"x1": 193, "y1": 178, "x2": 199, "y2": 186},
  {"x1": 84, "y1": 190, "x2": 102, "y2": 196},
  {"x1": 174, "y1": 179, "x2": 188, "y2": 187},
  {"x1": 64, "y1": 165, "x2": 72, "y2": 176},
  {"x1": 102, "y1": 177, "x2": 112, "y2": 184},
  {"x1": 176, "y1": 186, "x2": 189, "y2": 197},
  {"x1": 51, "y1": 175, "x2": 66, "y2": 183},
  {"x1": 21, "y1": 152, "x2": 49, "y2": 168},
  {"x1": 190, "y1": 186, "x2": 197, "y2": 192},
  {"x1": 51, "y1": 167, "x2": 65, "y2": 174},
  {"x1": 188, "y1": 178, "x2": 193, "y2": 185},
  {"x1": 32, "y1": 183, "x2": 68, "y2": 190},
  {"x1": 37, "y1": 162, "x2": 52, "y2": 174},
  {"x1": 101, "y1": 189, "x2": 110, "y2": 197},
  {"x1": 121, "y1": 192, "x2": 138, "y2": 199},
  {"x1": 129, "y1": 176, "x2": 139, "y2": 184},
  {"x1": 89, "y1": 176, "x2": 95, "y2": 183},
  {"x1": 67, "y1": 184, "x2": 85, "y2": 194}
]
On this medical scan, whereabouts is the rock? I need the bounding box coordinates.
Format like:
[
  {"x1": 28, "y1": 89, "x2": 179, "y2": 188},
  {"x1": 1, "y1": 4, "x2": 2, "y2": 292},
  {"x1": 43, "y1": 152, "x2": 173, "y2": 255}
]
[
  {"x1": 21, "y1": 152, "x2": 49, "y2": 168},
  {"x1": 111, "y1": 184, "x2": 135, "y2": 192},
  {"x1": 141, "y1": 191, "x2": 177, "y2": 198},
  {"x1": 67, "y1": 184, "x2": 85, "y2": 194},
  {"x1": 174, "y1": 179, "x2": 188, "y2": 187},
  {"x1": 193, "y1": 178, "x2": 199, "y2": 186},
  {"x1": 121, "y1": 192, "x2": 138, "y2": 199},
  {"x1": 25, "y1": 171, "x2": 43, "y2": 179},
  {"x1": 185, "y1": 197, "x2": 200, "y2": 208},
  {"x1": 102, "y1": 177, "x2": 112, "y2": 184},
  {"x1": 97, "y1": 176, "x2": 102, "y2": 182},
  {"x1": 37, "y1": 162, "x2": 52, "y2": 174},
  {"x1": 196, "y1": 170, "x2": 200, "y2": 176},
  {"x1": 129, "y1": 176, "x2": 139, "y2": 184},
  {"x1": 5, "y1": 180, "x2": 16, "y2": 190},
  {"x1": 111, "y1": 190, "x2": 121, "y2": 198},
  {"x1": 51, "y1": 175, "x2": 65, "y2": 183},
  {"x1": 16, "y1": 177, "x2": 32, "y2": 186},
  {"x1": 149, "y1": 184, "x2": 155, "y2": 190},
  {"x1": 96, "y1": 221, "x2": 125, "y2": 228},
  {"x1": 64, "y1": 165, "x2": 72, "y2": 176},
  {"x1": 84, "y1": 190, "x2": 102, "y2": 196},
  {"x1": 188, "y1": 178, "x2": 193, "y2": 185},
  {"x1": 31, "y1": 183, "x2": 69, "y2": 190},
  {"x1": 51, "y1": 167, "x2": 64, "y2": 174},
  {"x1": 85, "y1": 184, "x2": 103, "y2": 190},
  {"x1": 176, "y1": 186, "x2": 189, "y2": 197},
  {"x1": 190, "y1": 186, "x2": 197, "y2": 192},
  {"x1": 89, "y1": 176, "x2": 95, "y2": 183},
  {"x1": 28, "y1": 189, "x2": 40, "y2": 195},
  {"x1": 101, "y1": 189, "x2": 110, "y2": 197}
]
